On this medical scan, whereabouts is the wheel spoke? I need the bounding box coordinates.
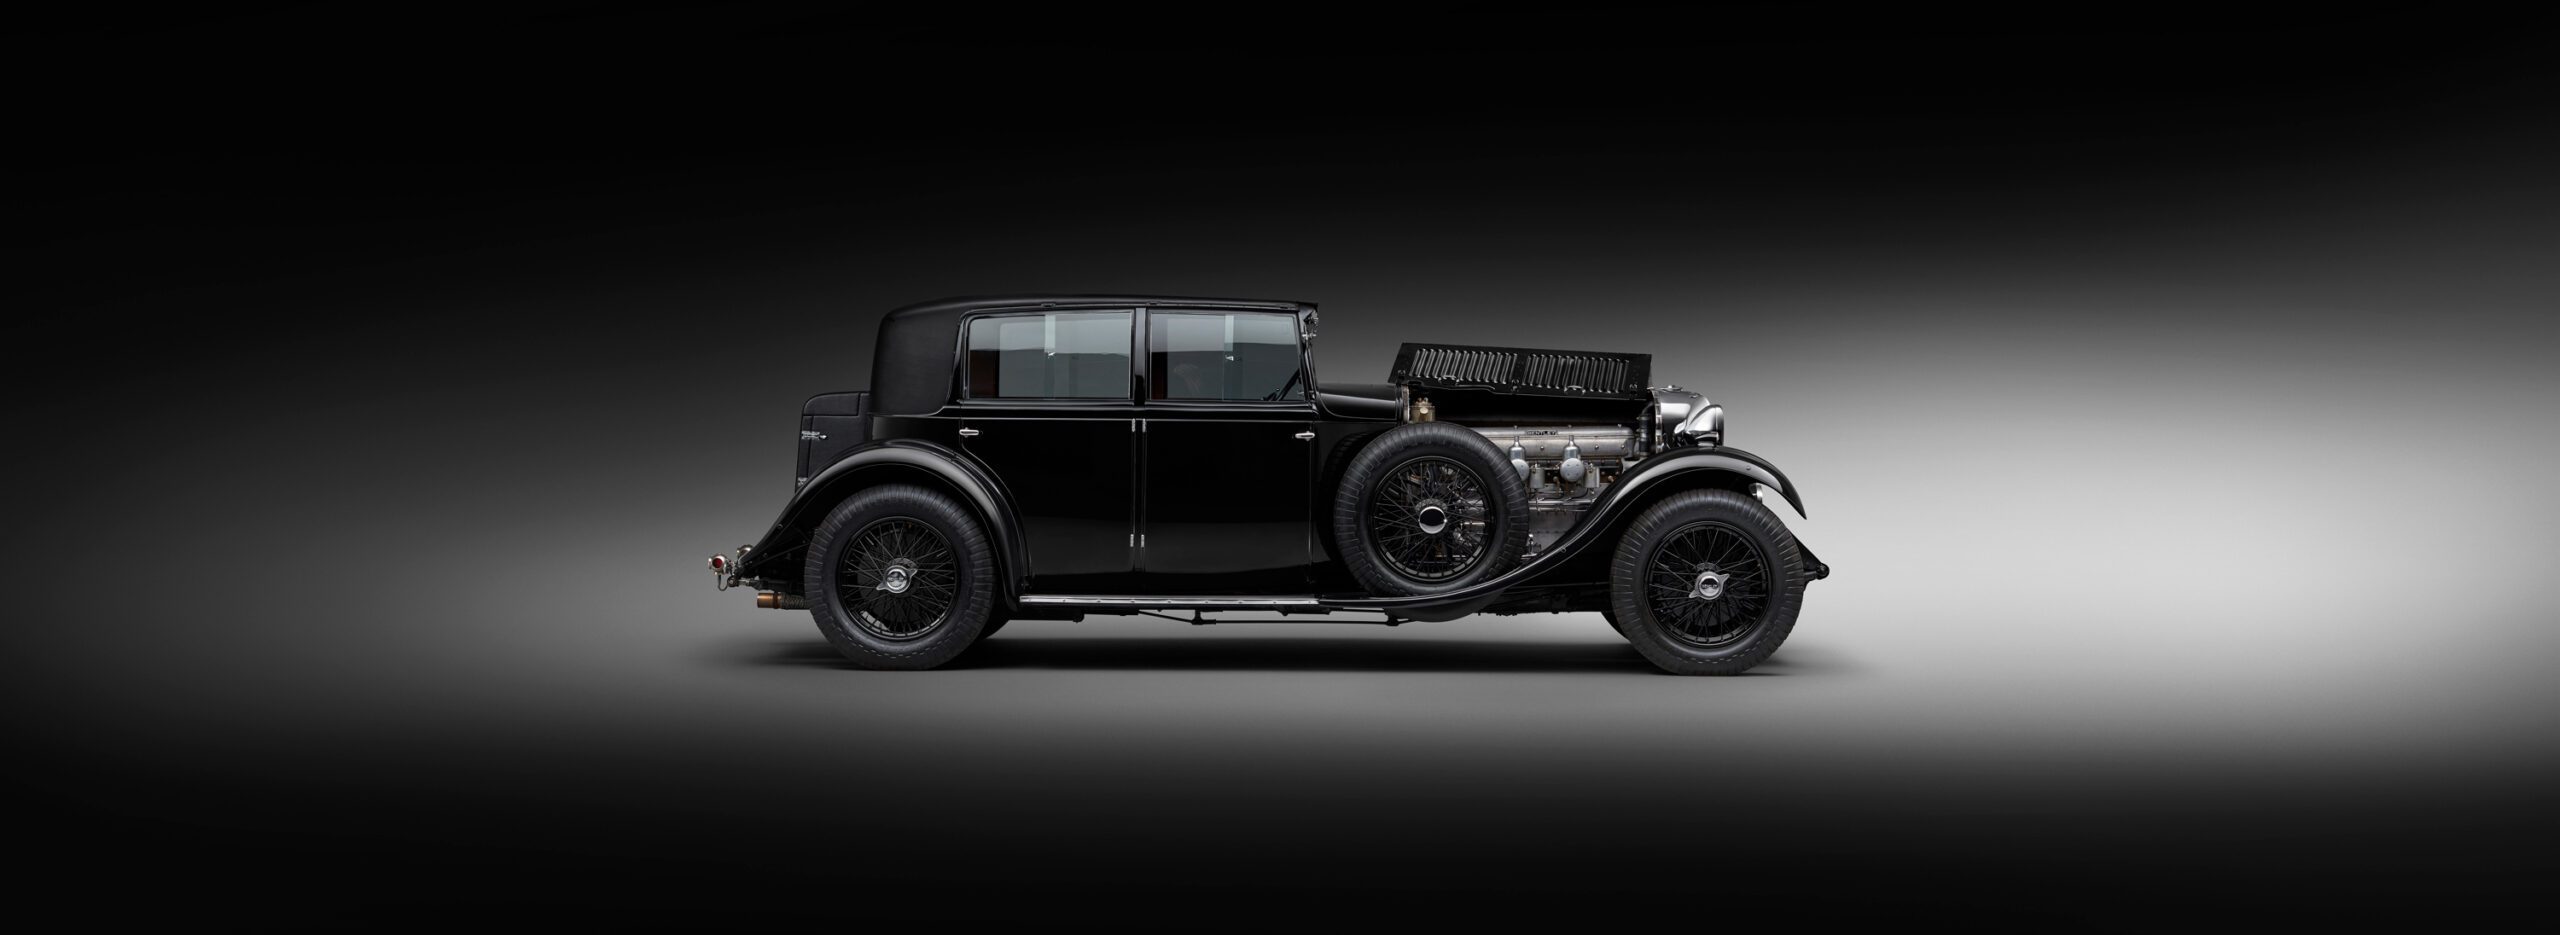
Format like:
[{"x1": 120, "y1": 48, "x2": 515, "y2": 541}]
[
  {"x1": 1370, "y1": 455, "x2": 1493, "y2": 582},
  {"x1": 835, "y1": 516, "x2": 959, "y2": 639},
  {"x1": 1642, "y1": 519, "x2": 1775, "y2": 647}
]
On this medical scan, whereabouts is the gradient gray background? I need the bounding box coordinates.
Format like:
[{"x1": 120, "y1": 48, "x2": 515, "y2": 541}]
[{"x1": 13, "y1": 9, "x2": 2557, "y2": 927}]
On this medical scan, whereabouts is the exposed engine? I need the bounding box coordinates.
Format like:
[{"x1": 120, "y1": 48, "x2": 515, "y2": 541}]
[
  {"x1": 1388, "y1": 342, "x2": 1722, "y2": 558},
  {"x1": 1469, "y1": 425, "x2": 1634, "y2": 555}
]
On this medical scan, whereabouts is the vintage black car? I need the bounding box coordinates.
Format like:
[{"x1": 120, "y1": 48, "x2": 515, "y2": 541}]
[{"x1": 709, "y1": 295, "x2": 1828, "y2": 674}]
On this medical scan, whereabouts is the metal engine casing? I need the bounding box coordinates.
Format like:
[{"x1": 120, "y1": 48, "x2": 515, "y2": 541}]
[{"x1": 1468, "y1": 425, "x2": 1636, "y2": 555}]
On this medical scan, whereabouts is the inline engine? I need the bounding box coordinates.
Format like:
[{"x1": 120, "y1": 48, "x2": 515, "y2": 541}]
[{"x1": 1467, "y1": 425, "x2": 1635, "y2": 555}]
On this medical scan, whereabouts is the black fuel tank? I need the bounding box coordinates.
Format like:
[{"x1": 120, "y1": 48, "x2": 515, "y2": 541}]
[{"x1": 796, "y1": 391, "x2": 870, "y2": 488}]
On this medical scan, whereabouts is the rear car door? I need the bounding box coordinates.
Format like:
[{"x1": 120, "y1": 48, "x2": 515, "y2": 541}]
[
  {"x1": 957, "y1": 308, "x2": 1142, "y2": 593},
  {"x1": 1136, "y1": 308, "x2": 1315, "y2": 593}
]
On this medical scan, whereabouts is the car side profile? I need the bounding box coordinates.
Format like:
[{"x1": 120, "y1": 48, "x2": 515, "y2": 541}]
[{"x1": 709, "y1": 295, "x2": 1829, "y2": 674}]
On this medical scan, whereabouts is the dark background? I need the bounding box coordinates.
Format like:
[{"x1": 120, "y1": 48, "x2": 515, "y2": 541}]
[{"x1": 14, "y1": 7, "x2": 2558, "y2": 928}]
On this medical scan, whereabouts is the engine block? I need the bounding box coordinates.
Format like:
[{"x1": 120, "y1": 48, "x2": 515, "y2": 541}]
[{"x1": 1468, "y1": 425, "x2": 1635, "y2": 555}]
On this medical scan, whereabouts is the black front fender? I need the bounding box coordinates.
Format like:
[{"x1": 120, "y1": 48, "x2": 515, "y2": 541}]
[
  {"x1": 733, "y1": 439, "x2": 1025, "y2": 596},
  {"x1": 1621, "y1": 445, "x2": 1807, "y2": 519}
]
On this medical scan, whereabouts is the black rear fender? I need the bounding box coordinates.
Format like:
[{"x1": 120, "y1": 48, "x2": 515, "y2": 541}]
[{"x1": 734, "y1": 440, "x2": 1024, "y2": 601}]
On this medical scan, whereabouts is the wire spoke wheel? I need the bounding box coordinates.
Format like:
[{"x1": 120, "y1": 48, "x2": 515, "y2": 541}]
[
  {"x1": 836, "y1": 516, "x2": 957, "y2": 640},
  {"x1": 1644, "y1": 520, "x2": 1771, "y2": 647},
  {"x1": 1332, "y1": 422, "x2": 1529, "y2": 597},
  {"x1": 1366, "y1": 455, "x2": 1492, "y2": 582}
]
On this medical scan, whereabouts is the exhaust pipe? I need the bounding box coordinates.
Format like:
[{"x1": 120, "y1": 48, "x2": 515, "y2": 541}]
[{"x1": 755, "y1": 591, "x2": 809, "y2": 610}]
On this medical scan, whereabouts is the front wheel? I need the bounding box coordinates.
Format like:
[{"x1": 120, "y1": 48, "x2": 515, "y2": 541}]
[
  {"x1": 804, "y1": 484, "x2": 998, "y2": 670},
  {"x1": 1608, "y1": 489, "x2": 1806, "y2": 675}
]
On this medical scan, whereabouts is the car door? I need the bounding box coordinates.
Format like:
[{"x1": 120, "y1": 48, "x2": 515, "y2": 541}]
[
  {"x1": 957, "y1": 308, "x2": 1143, "y2": 593},
  {"x1": 1137, "y1": 308, "x2": 1315, "y2": 593}
]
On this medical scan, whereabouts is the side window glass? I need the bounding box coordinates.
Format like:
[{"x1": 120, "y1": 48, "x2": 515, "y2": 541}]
[
  {"x1": 966, "y1": 311, "x2": 1132, "y2": 399},
  {"x1": 1149, "y1": 312, "x2": 1302, "y2": 401}
]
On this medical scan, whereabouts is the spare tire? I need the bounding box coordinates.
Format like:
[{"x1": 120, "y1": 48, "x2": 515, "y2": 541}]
[{"x1": 1331, "y1": 421, "x2": 1531, "y2": 596}]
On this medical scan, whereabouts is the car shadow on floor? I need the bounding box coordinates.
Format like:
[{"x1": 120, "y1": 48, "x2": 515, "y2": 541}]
[{"x1": 724, "y1": 633, "x2": 1850, "y2": 676}]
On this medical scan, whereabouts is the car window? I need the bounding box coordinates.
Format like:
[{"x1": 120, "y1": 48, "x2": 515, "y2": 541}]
[
  {"x1": 966, "y1": 311, "x2": 1133, "y2": 399},
  {"x1": 1149, "y1": 311, "x2": 1302, "y2": 401}
]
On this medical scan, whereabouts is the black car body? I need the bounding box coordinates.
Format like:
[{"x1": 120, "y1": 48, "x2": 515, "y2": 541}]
[{"x1": 713, "y1": 295, "x2": 1827, "y2": 674}]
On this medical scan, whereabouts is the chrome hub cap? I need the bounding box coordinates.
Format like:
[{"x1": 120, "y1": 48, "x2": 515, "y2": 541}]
[
  {"x1": 1692, "y1": 568, "x2": 1729, "y2": 600},
  {"x1": 1415, "y1": 500, "x2": 1450, "y2": 535},
  {"x1": 880, "y1": 560, "x2": 915, "y2": 594}
]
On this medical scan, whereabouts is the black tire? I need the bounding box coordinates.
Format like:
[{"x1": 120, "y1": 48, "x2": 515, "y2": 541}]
[
  {"x1": 804, "y1": 484, "x2": 997, "y2": 670},
  {"x1": 976, "y1": 616, "x2": 1009, "y2": 641},
  {"x1": 1602, "y1": 609, "x2": 1627, "y2": 637},
  {"x1": 1608, "y1": 489, "x2": 1805, "y2": 675},
  {"x1": 1331, "y1": 421, "x2": 1531, "y2": 596}
]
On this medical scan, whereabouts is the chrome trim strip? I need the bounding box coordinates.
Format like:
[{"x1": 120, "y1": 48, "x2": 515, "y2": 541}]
[{"x1": 1020, "y1": 595, "x2": 1323, "y2": 607}]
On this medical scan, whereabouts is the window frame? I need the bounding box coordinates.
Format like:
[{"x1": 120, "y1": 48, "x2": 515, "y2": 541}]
[
  {"x1": 1139, "y1": 308, "x2": 1312, "y2": 408},
  {"x1": 957, "y1": 308, "x2": 1140, "y2": 404}
]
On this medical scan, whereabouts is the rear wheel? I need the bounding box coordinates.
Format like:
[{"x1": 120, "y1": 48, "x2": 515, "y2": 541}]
[
  {"x1": 805, "y1": 484, "x2": 996, "y2": 670},
  {"x1": 1608, "y1": 489, "x2": 1805, "y2": 675}
]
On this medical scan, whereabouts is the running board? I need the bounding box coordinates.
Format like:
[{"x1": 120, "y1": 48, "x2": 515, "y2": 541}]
[
  {"x1": 1018, "y1": 592, "x2": 1508, "y2": 621},
  {"x1": 1019, "y1": 595, "x2": 1325, "y2": 610}
]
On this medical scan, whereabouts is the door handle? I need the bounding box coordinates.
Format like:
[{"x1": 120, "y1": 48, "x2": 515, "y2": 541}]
[
  {"x1": 958, "y1": 428, "x2": 980, "y2": 437},
  {"x1": 1294, "y1": 431, "x2": 1316, "y2": 440}
]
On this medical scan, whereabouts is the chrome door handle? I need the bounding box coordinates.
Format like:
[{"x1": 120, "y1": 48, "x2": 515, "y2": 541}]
[
  {"x1": 1294, "y1": 431, "x2": 1316, "y2": 440},
  {"x1": 958, "y1": 428, "x2": 981, "y2": 437}
]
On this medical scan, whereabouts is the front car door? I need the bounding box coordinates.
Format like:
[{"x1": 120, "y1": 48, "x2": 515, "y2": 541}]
[
  {"x1": 1137, "y1": 307, "x2": 1315, "y2": 593},
  {"x1": 957, "y1": 307, "x2": 1142, "y2": 593}
]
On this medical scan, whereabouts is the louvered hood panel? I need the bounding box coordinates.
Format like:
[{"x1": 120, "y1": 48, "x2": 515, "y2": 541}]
[{"x1": 1390, "y1": 343, "x2": 1652, "y2": 400}]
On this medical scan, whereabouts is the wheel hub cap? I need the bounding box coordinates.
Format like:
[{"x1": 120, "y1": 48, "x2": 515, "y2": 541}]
[
  {"x1": 880, "y1": 560, "x2": 915, "y2": 594},
  {"x1": 1415, "y1": 500, "x2": 1450, "y2": 535},
  {"x1": 1692, "y1": 567, "x2": 1729, "y2": 601}
]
